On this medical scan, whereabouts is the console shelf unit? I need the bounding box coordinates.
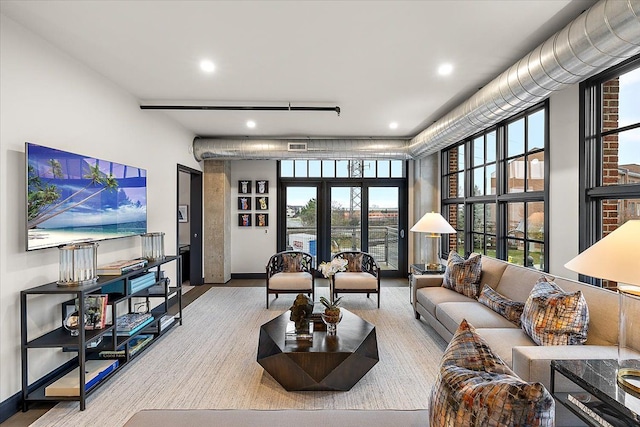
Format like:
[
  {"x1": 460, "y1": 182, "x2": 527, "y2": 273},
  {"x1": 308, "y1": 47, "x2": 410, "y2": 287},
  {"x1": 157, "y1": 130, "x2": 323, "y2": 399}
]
[{"x1": 20, "y1": 255, "x2": 182, "y2": 411}]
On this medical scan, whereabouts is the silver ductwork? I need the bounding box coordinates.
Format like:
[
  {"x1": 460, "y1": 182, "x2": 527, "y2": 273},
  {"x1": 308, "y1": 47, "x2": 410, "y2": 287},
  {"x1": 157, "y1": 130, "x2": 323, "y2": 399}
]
[{"x1": 194, "y1": 0, "x2": 640, "y2": 161}]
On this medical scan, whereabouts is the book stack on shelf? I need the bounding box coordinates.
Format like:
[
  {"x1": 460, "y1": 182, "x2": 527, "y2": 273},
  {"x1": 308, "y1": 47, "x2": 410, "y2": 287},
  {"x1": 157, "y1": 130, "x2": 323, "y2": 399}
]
[
  {"x1": 159, "y1": 314, "x2": 175, "y2": 331},
  {"x1": 99, "y1": 334, "x2": 153, "y2": 359},
  {"x1": 44, "y1": 359, "x2": 119, "y2": 397},
  {"x1": 78, "y1": 294, "x2": 109, "y2": 330},
  {"x1": 101, "y1": 271, "x2": 157, "y2": 295},
  {"x1": 97, "y1": 258, "x2": 148, "y2": 276},
  {"x1": 116, "y1": 313, "x2": 154, "y2": 336}
]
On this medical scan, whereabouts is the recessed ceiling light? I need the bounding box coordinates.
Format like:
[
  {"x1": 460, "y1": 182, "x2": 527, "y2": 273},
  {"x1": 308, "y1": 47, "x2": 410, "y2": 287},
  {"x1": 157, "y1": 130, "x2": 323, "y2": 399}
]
[
  {"x1": 246, "y1": 120, "x2": 256, "y2": 128},
  {"x1": 438, "y1": 63, "x2": 453, "y2": 76},
  {"x1": 389, "y1": 122, "x2": 398, "y2": 129},
  {"x1": 200, "y1": 60, "x2": 216, "y2": 73}
]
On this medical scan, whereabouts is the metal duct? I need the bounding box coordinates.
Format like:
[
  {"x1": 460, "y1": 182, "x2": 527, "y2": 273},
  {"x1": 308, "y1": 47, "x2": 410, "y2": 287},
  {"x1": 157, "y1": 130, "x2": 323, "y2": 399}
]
[
  {"x1": 193, "y1": 0, "x2": 640, "y2": 161},
  {"x1": 193, "y1": 138, "x2": 410, "y2": 161}
]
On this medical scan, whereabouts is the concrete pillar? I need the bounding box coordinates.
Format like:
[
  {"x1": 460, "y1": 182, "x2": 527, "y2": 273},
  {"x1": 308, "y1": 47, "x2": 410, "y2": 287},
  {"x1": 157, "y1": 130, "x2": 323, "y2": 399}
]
[{"x1": 204, "y1": 160, "x2": 231, "y2": 283}]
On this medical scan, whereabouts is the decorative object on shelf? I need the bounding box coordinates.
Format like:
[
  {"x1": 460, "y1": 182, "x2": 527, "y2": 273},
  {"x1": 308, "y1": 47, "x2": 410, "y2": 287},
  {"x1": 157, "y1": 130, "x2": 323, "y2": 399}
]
[
  {"x1": 564, "y1": 220, "x2": 640, "y2": 397},
  {"x1": 63, "y1": 311, "x2": 86, "y2": 336},
  {"x1": 410, "y1": 212, "x2": 456, "y2": 271},
  {"x1": 140, "y1": 232, "x2": 165, "y2": 261},
  {"x1": 289, "y1": 294, "x2": 314, "y2": 333},
  {"x1": 237, "y1": 197, "x2": 251, "y2": 210},
  {"x1": 238, "y1": 213, "x2": 251, "y2": 227},
  {"x1": 256, "y1": 196, "x2": 268, "y2": 210},
  {"x1": 319, "y1": 296, "x2": 342, "y2": 335},
  {"x1": 318, "y1": 257, "x2": 348, "y2": 279},
  {"x1": 256, "y1": 180, "x2": 269, "y2": 194},
  {"x1": 178, "y1": 204, "x2": 188, "y2": 223},
  {"x1": 238, "y1": 180, "x2": 251, "y2": 194},
  {"x1": 255, "y1": 213, "x2": 268, "y2": 227},
  {"x1": 57, "y1": 242, "x2": 99, "y2": 286}
]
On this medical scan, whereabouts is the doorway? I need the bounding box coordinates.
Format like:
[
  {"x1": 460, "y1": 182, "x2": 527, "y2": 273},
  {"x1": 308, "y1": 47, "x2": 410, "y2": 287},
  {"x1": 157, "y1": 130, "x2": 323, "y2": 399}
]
[{"x1": 177, "y1": 165, "x2": 203, "y2": 285}]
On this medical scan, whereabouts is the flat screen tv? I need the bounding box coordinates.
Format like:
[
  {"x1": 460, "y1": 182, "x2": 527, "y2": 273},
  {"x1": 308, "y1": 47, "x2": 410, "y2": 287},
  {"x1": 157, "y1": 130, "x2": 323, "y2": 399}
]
[{"x1": 26, "y1": 142, "x2": 147, "y2": 251}]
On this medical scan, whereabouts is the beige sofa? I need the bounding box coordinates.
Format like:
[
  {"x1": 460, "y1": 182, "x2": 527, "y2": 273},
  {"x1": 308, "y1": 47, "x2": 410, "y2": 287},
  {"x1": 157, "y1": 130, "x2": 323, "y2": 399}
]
[{"x1": 412, "y1": 255, "x2": 631, "y2": 426}]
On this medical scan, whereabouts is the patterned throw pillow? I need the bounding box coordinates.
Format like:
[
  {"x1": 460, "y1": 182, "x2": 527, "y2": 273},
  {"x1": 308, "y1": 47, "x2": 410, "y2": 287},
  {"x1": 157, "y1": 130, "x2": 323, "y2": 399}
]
[
  {"x1": 478, "y1": 284, "x2": 525, "y2": 327},
  {"x1": 520, "y1": 277, "x2": 589, "y2": 346},
  {"x1": 429, "y1": 320, "x2": 555, "y2": 427},
  {"x1": 282, "y1": 253, "x2": 302, "y2": 272},
  {"x1": 345, "y1": 253, "x2": 363, "y2": 272},
  {"x1": 442, "y1": 252, "x2": 482, "y2": 298}
]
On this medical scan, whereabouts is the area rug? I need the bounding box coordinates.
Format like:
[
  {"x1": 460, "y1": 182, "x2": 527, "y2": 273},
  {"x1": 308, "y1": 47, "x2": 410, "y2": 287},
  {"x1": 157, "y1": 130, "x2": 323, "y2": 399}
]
[{"x1": 32, "y1": 286, "x2": 447, "y2": 426}]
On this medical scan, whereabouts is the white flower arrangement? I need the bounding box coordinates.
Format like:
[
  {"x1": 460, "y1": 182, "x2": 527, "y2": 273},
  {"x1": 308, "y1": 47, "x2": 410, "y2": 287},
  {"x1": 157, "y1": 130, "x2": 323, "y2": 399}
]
[{"x1": 318, "y1": 257, "x2": 348, "y2": 279}]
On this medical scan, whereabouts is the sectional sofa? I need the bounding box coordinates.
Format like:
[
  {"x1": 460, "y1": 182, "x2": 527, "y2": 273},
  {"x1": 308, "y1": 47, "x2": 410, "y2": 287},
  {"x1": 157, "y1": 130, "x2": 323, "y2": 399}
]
[{"x1": 412, "y1": 255, "x2": 634, "y2": 426}]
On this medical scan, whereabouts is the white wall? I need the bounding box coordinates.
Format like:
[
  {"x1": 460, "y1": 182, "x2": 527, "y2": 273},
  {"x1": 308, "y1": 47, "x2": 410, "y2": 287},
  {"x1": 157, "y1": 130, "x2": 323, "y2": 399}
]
[
  {"x1": 0, "y1": 16, "x2": 199, "y2": 402},
  {"x1": 230, "y1": 160, "x2": 278, "y2": 273},
  {"x1": 547, "y1": 85, "x2": 581, "y2": 279}
]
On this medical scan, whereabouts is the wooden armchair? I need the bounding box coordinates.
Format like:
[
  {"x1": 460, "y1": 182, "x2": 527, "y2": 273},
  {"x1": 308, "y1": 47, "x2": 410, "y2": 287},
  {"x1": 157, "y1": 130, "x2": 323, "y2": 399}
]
[
  {"x1": 265, "y1": 250, "x2": 315, "y2": 308},
  {"x1": 331, "y1": 251, "x2": 381, "y2": 308}
]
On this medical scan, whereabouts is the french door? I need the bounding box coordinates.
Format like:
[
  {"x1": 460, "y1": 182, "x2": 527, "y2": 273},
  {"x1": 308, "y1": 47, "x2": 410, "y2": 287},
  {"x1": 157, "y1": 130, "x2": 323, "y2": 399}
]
[{"x1": 279, "y1": 181, "x2": 407, "y2": 277}]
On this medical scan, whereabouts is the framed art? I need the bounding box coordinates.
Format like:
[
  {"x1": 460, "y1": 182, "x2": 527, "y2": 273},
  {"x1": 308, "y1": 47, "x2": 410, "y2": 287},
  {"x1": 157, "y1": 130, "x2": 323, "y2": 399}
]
[
  {"x1": 238, "y1": 196, "x2": 251, "y2": 210},
  {"x1": 238, "y1": 213, "x2": 252, "y2": 227},
  {"x1": 178, "y1": 205, "x2": 188, "y2": 223},
  {"x1": 255, "y1": 180, "x2": 269, "y2": 194},
  {"x1": 239, "y1": 180, "x2": 252, "y2": 194},
  {"x1": 255, "y1": 213, "x2": 268, "y2": 227},
  {"x1": 255, "y1": 196, "x2": 269, "y2": 210}
]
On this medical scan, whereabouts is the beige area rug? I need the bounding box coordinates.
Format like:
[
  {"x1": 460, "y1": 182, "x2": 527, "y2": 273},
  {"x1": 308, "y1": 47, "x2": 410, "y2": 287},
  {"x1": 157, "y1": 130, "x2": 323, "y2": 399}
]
[{"x1": 32, "y1": 286, "x2": 447, "y2": 427}]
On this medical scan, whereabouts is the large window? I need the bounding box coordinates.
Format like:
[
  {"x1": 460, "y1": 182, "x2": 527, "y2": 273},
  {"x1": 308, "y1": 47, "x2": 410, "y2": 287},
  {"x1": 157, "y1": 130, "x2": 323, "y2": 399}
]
[
  {"x1": 580, "y1": 55, "x2": 640, "y2": 288},
  {"x1": 442, "y1": 103, "x2": 548, "y2": 270}
]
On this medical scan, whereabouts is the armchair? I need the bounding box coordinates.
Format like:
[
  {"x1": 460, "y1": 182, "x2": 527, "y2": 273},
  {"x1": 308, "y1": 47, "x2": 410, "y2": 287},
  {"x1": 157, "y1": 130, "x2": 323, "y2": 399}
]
[
  {"x1": 331, "y1": 251, "x2": 381, "y2": 308},
  {"x1": 265, "y1": 251, "x2": 315, "y2": 309}
]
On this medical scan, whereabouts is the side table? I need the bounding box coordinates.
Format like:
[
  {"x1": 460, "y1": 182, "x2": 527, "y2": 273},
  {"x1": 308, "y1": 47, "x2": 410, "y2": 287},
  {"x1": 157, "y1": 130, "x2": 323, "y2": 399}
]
[
  {"x1": 409, "y1": 263, "x2": 446, "y2": 304},
  {"x1": 550, "y1": 359, "x2": 640, "y2": 426}
]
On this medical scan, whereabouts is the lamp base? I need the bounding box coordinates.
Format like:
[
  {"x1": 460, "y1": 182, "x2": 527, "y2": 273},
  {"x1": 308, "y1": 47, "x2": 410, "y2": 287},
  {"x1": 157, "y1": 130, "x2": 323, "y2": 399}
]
[{"x1": 617, "y1": 368, "x2": 640, "y2": 398}]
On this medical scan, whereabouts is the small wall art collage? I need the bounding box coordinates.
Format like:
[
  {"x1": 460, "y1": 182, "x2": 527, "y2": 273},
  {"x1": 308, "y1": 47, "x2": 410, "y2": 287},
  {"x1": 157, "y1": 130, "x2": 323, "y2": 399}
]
[{"x1": 238, "y1": 180, "x2": 269, "y2": 227}]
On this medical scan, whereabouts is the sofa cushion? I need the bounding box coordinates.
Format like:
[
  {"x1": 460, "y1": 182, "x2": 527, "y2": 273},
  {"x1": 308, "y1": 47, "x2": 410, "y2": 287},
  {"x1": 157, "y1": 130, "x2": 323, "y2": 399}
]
[
  {"x1": 268, "y1": 272, "x2": 313, "y2": 290},
  {"x1": 429, "y1": 320, "x2": 555, "y2": 427},
  {"x1": 334, "y1": 272, "x2": 377, "y2": 290},
  {"x1": 495, "y1": 265, "x2": 551, "y2": 303},
  {"x1": 416, "y1": 287, "x2": 475, "y2": 318},
  {"x1": 436, "y1": 302, "x2": 518, "y2": 336},
  {"x1": 442, "y1": 252, "x2": 482, "y2": 298},
  {"x1": 475, "y1": 328, "x2": 536, "y2": 368},
  {"x1": 282, "y1": 253, "x2": 303, "y2": 272},
  {"x1": 477, "y1": 255, "x2": 510, "y2": 290},
  {"x1": 478, "y1": 284, "x2": 525, "y2": 327},
  {"x1": 521, "y1": 277, "x2": 589, "y2": 346}
]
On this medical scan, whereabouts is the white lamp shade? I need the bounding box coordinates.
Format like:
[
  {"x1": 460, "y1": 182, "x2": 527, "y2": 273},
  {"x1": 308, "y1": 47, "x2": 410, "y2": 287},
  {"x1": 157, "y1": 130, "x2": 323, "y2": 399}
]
[
  {"x1": 564, "y1": 220, "x2": 640, "y2": 286},
  {"x1": 410, "y1": 212, "x2": 456, "y2": 235}
]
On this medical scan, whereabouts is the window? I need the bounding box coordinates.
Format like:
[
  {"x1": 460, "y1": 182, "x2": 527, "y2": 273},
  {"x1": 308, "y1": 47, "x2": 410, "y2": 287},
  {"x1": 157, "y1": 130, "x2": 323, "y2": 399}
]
[
  {"x1": 580, "y1": 55, "x2": 640, "y2": 288},
  {"x1": 442, "y1": 103, "x2": 548, "y2": 270}
]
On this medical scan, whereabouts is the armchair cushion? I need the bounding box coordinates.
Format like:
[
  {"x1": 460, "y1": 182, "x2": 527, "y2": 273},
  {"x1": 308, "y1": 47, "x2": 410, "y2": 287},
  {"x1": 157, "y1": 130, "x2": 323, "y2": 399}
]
[
  {"x1": 334, "y1": 272, "x2": 378, "y2": 290},
  {"x1": 345, "y1": 253, "x2": 364, "y2": 272},
  {"x1": 268, "y1": 272, "x2": 313, "y2": 290},
  {"x1": 282, "y1": 253, "x2": 303, "y2": 272}
]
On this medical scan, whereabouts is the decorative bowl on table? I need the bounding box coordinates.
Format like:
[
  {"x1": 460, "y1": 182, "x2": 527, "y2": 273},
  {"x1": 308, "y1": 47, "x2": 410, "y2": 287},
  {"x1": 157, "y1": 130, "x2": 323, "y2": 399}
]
[{"x1": 320, "y1": 311, "x2": 343, "y2": 335}]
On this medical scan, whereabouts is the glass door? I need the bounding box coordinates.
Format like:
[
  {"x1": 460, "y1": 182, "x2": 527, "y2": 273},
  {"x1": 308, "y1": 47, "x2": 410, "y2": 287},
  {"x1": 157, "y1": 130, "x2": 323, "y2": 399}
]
[
  {"x1": 330, "y1": 186, "x2": 362, "y2": 256},
  {"x1": 285, "y1": 186, "x2": 318, "y2": 265},
  {"x1": 368, "y1": 187, "x2": 400, "y2": 271}
]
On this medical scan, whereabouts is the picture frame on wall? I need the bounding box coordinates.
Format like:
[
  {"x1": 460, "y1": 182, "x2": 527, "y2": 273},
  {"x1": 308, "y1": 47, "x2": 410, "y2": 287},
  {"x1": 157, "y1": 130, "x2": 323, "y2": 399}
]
[
  {"x1": 255, "y1": 213, "x2": 268, "y2": 227},
  {"x1": 255, "y1": 180, "x2": 269, "y2": 194},
  {"x1": 238, "y1": 213, "x2": 252, "y2": 227},
  {"x1": 239, "y1": 180, "x2": 252, "y2": 194},
  {"x1": 255, "y1": 196, "x2": 268, "y2": 210},
  {"x1": 238, "y1": 196, "x2": 251, "y2": 210},
  {"x1": 178, "y1": 205, "x2": 188, "y2": 223}
]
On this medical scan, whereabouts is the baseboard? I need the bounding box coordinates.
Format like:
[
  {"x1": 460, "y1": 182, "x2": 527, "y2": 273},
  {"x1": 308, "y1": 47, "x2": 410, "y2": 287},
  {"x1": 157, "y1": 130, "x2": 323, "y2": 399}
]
[
  {"x1": 0, "y1": 358, "x2": 77, "y2": 423},
  {"x1": 231, "y1": 273, "x2": 265, "y2": 280}
]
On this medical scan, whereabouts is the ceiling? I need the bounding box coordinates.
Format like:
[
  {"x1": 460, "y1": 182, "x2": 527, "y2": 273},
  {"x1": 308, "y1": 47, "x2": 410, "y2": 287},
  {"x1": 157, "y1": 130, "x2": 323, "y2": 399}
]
[{"x1": 1, "y1": 0, "x2": 599, "y2": 140}]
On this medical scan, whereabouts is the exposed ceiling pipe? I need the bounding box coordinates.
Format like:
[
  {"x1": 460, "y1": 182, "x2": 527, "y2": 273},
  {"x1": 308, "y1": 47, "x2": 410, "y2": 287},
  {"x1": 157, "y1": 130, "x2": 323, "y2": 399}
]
[{"x1": 193, "y1": 0, "x2": 640, "y2": 161}]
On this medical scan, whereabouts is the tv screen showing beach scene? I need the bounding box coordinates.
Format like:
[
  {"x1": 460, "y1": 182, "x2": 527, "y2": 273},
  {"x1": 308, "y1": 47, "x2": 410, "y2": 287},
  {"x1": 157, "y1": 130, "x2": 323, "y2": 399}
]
[{"x1": 26, "y1": 142, "x2": 147, "y2": 251}]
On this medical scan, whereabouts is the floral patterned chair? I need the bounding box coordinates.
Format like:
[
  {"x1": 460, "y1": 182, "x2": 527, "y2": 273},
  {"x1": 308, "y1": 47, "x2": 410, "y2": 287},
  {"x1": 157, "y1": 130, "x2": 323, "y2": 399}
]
[
  {"x1": 331, "y1": 251, "x2": 381, "y2": 307},
  {"x1": 265, "y1": 250, "x2": 315, "y2": 309}
]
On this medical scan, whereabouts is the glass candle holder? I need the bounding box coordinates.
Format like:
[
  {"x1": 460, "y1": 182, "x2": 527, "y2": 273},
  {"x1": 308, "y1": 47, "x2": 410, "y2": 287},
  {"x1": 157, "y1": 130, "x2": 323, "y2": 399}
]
[
  {"x1": 57, "y1": 242, "x2": 98, "y2": 286},
  {"x1": 141, "y1": 232, "x2": 165, "y2": 261}
]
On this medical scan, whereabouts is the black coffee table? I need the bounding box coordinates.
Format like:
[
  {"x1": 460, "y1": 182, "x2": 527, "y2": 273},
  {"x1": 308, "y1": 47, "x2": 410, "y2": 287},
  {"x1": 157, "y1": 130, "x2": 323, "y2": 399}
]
[{"x1": 257, "y1": 308, "x2": 378, "y2": 391}]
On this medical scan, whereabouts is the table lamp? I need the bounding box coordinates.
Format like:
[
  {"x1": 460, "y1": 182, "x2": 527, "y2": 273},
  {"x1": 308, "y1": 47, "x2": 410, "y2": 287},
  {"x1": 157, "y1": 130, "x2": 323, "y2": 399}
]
[
  {"x1": 410, "y1": 212, "x2": 456, "y2": 271},
  {"x1": 564, "y1": 219, "x2": 640, "y2": 397}
]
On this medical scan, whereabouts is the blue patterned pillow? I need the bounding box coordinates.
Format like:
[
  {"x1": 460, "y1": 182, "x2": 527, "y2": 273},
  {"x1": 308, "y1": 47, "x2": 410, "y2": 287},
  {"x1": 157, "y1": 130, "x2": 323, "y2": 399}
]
[
  {"x1": 520, "y1": 277, "x2": 589, "y2": 346},
  {"x1": 478, "y1": 284, "x2": 525, "y2": 327},
  {"x1": 429, "y1": 320, "x2": 555, "y2": 426},
  {"x1": 443, "y1": 252, "x2": 482, "y2": 298}
]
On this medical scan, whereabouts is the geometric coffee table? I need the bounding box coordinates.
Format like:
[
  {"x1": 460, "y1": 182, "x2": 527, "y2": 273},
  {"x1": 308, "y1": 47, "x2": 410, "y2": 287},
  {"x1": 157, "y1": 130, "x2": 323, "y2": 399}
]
[{"x1": 257, "y1": 308, "x2": 379, "y2": 391}]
